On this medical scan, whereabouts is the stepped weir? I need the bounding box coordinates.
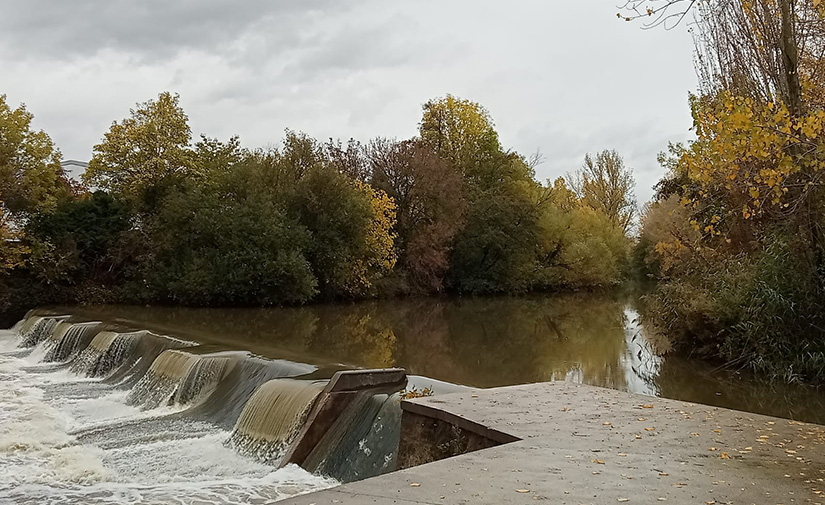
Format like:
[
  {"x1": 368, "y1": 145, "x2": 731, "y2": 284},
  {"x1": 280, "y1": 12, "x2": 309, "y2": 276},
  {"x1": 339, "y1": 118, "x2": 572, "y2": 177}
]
[{"x1": 6, "y1": 312, "x2": 412, "y2": 485}]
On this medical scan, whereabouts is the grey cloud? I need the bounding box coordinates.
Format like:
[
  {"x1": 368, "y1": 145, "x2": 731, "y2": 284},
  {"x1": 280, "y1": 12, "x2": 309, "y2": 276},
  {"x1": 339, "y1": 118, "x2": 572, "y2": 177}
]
[{"x1": 0, "y1": 0, "x2": 345, "y2": 62}]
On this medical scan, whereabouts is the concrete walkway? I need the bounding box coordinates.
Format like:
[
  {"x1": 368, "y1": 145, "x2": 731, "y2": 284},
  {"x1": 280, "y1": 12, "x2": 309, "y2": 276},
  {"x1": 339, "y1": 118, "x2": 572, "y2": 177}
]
[{"x1": 282, "y1": 381, "x2": 825, "y2": 505}]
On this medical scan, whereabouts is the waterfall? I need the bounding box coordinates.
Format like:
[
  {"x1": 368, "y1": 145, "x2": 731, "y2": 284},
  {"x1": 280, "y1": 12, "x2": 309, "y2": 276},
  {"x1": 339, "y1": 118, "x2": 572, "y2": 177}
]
[
  {"x1": 70, "y1": 330, "x2": 142, "y2": 377},
  {"x1": 127, "y1": 349, "x2": 240, "y2": 409},
  {"x1": 18, "y1": 316, "x2": 67, "y2": 347},
  {"x1": 229, "y1": 379, "x2": 325, "y2": 464},
  {"x1": 44, "y1": 322, "x2": 103, "y2": 362},
  {"x1": 184, "y1": 356, "x2": 317, "y2": 428},
  {"x1": 6, "y1": 310, "x2": 416, "y2": 488},
  {"x1": 103, "y1": 333, "x2": 193, "y2": 387}
]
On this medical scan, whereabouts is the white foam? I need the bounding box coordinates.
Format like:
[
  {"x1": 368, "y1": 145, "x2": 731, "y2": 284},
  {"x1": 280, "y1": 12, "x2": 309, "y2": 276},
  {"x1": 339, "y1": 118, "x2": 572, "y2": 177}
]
[{"x1": 0, "y1": 337, "x2": 338, "y2": 504}]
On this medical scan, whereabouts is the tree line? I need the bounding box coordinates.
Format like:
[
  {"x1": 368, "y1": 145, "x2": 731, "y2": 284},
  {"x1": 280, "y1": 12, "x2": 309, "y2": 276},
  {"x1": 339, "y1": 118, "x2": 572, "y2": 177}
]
[
  {"x1": 0, "y1": 92, "x2": 635, "y2": 321},
  {"x1": 632, "y1": 0, "x2": 825, "y2": 383}
]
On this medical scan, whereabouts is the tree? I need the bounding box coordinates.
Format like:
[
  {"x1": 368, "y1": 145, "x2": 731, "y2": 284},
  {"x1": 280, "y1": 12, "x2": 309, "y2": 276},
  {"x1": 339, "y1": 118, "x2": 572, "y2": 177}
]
[
  {"x1": 291, "y1": 165, "x2": 397, "y2": 297},
  {"x1": 535, "y1": 179, "x2": 629, "y2": 287},
  {"x1": 567, "y1": 150, "x2": 637, "y2": 234},
  {"x1": 449, "y1": 179, "x2": 543, "y2": 293},
  {"x1": 84, "y1": 92, "x2": 195, "y2": 200},
  {"x1": 26, "y1": 191, "x2": 131, "y2": 288},
  {"x1": 419, "y1": 95, "x2": 502, "y2": 180},
  {"x1": 144, "y1": 178, "x2": 317, "y2": 306},
  {"x1": 0, "y1": 94, "x2": 68, "y2": 270},
  {"x1": 368, "y1": 138, "x2": 465, "y2": 292}
]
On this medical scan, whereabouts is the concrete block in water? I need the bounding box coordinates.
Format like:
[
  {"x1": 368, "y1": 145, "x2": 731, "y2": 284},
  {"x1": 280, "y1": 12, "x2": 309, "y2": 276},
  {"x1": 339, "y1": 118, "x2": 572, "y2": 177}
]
[{"x1": 280, "y1": 368, "x2": 407, "y2": 470}]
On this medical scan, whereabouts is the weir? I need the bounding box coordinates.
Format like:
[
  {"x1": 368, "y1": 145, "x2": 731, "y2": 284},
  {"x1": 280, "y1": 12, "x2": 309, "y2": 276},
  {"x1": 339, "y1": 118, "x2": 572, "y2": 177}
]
[
  {"x1": 6, "y1": 313, "x2": 480, "y2": 493},
  {"x1": 44, "y1": 321, "x2": 103, "y2": 362},
  {"x1": 19, "y1": 315, "x2": 68, "y2": 347},
  {"x1": 70, "y1": 330, "x2": 143, "y2": 377},
  {"x1": 230, "y1": 378, "x2": 327, "y2": 463},
  {"x1": 127, "y1": 348, "x2": 243, "y2": 409}
]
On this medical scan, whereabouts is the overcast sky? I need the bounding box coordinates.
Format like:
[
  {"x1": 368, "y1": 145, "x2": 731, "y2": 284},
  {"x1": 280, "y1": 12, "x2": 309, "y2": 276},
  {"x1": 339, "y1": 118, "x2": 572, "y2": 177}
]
[{"x1": 0, "y1": 1, "x2": 698, "y2": 203}]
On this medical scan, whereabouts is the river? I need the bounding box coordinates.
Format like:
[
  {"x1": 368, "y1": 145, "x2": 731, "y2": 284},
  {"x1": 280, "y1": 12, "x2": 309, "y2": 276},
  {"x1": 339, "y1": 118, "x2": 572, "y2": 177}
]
[{"x1": 2, "y1": 293, "x2": 825, "y2": 504}]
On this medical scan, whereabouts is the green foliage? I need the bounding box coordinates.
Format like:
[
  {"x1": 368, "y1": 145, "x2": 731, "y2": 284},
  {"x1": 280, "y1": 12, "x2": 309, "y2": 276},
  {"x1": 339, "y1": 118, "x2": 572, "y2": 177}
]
[
  {"x1": 85, "y1": 92, "x2": 195, "y2": 201},
  {"x1": 26, "y1": 191, "x2": 131, "y2": 287},
  {"x1": 449, "y1": 180, "x2": 543, "y2": 293},
  {"x1": 145, "y1": 179, "x2": 317, "y2": 306},
  {"x1": 291, "y1": 166, "x2": 375, "y2": 297}
]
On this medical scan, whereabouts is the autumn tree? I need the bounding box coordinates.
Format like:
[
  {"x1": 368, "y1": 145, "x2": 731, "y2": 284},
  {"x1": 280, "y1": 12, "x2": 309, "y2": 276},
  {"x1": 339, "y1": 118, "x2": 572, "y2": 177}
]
[
  {"x1": 85, "y1": 92, "x2": 195, "y2": 200},
  {"x1": 368, "y1": 138, "x2": 465, "y2": 292},
  {"x1": 567, "y1": 150, "x2": 637, "y2": 234},
  {"x1": 419, "y1": 95, "x2": 503, "y2": 182},
  {"x1": 635, "y1": 1, "x2": 825, "y2": 382},
  {"x1": 0, "y1": 94, "x2": 68, "y2": 269},
  {"x1": 291, "y1": 164, "x2": 397, "y2": 298}
]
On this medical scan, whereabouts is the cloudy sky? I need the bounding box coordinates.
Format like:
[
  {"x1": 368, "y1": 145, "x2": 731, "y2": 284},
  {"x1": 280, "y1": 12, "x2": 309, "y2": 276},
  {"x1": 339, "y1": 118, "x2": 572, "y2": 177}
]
[{"x1": 0, "y1": 1, "x2": 698, "y2": 203}]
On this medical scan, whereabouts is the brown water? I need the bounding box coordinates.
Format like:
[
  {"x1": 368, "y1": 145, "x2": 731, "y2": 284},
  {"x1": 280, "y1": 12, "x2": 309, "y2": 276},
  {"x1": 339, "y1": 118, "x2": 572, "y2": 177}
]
[{"x1": 50, "y1": 292, "x2": 825, "y2": 425}]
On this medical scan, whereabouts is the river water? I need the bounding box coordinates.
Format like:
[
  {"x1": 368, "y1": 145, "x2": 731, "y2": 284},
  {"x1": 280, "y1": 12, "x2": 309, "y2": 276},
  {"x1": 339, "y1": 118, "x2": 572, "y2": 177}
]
[
  {"x1": 53, "y1": 293, "x2": 825, "y2": 423},
  {"x1": 3, "y1": 293, "x2": 825, "y2": 504}
]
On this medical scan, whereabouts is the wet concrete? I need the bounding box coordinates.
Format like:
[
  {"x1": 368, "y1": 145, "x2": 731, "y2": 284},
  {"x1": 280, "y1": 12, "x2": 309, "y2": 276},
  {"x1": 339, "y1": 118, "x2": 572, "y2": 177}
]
[{"x1": 282, "y1": 381, "x2": 825, "y2": 505}]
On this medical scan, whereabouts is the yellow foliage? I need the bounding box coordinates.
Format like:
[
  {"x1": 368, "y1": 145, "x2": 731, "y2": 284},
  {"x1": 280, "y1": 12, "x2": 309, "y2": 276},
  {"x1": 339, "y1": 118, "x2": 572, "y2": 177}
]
[
  {"x1": 345, "y1": 181, "x2": 398, "y2": 294},
  {"x1": 679, "y1": 92, "x2": 825, "y2": 228}
]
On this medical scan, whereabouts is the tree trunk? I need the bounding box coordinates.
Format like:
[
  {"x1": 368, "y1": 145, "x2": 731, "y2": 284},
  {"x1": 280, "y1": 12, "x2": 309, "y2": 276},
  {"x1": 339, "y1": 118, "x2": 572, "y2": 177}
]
[{"x1": 779, "y1": 0, "x2": 803, "y2": 117}]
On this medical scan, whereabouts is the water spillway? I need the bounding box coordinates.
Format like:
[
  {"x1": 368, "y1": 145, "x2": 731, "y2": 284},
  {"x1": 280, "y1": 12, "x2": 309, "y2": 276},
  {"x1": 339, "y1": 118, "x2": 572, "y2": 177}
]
[
  {"x1": 44, "y1": 321, "x2": 104, "y2": 362},
  {"x1": 1, "y1": 312, "x2": 416, "y2": 503},
  {"x1": 18, "y1": 315, "x2": 68, "y2": 347},
  {"x1": 127, "y1": 348, "x2": 242, "y2": 409},
  {"x1": 70, "y1": 330, "x2": 142, "y2": 377},
  {"x1": 230, "y1": 379, "x2": 327, "y2": 463}
]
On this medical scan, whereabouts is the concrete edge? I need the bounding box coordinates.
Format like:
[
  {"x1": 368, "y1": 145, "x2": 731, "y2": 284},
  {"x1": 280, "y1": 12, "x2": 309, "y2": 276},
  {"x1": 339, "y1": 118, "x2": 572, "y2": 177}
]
[{"x1": 401, "y1": 399, "x2": 521, "y2": 445}]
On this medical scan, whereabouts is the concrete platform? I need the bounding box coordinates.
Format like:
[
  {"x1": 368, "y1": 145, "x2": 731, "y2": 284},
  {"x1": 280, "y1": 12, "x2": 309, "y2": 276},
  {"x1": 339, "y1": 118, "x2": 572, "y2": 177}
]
[{"x1": 282, "y1": 381, "x2": 825, "y2": 505}]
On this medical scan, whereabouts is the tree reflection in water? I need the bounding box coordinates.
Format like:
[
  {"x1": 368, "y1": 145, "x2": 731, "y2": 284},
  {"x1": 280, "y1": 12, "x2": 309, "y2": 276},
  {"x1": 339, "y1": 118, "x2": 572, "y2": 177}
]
[{"x1": 54, "y1": 292, "x2": 825, "y2": 424}]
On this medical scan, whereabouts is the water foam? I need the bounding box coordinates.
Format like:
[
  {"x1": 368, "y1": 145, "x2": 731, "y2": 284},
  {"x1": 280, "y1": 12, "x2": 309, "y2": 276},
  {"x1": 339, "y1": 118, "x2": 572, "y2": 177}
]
[{"x1": 0, "y1": 330, "x2": 337, "y2": 504}]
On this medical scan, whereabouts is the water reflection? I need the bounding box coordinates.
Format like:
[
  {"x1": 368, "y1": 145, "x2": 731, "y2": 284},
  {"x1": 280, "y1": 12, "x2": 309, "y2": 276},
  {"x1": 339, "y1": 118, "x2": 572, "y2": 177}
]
[{"x1": 50, "y1": 293, "x2": 825, "y2": 424}]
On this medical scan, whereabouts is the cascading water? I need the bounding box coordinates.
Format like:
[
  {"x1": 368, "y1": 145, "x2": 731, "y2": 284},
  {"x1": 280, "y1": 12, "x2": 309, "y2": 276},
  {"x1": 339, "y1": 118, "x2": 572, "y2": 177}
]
[
  {"x1": 1, "y1": 311, "x2": 426, "y2": 503},
  {"x1": 185, "y1": 356, "x2": 317, "y2": 428},
  {"x1": 70, "y1": 330, "x2": 142, "y2": 377},
  {"x1": 126, "y1": 349, "x2": 241, "y2": 409},
  {"x1": 229, "y1": 379, "x2": 326, "y2": 464},
  {"x1": 18, "y1": 315, "x2": 67, "y2": 347},
  {"x1": 44, "y1": 322, "x2": 103, "y2": 362}
]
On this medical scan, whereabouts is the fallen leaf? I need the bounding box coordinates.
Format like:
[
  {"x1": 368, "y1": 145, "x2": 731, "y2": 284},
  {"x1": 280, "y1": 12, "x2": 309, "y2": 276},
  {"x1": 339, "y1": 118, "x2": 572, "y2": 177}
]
[
  {"x1": 641, "y1": 404, "x2": 654, "y2": 409},
  {"x1": 410, "y1": 483, "x2": 420, "y2": 487},
  {"x1": 516, "y1": 489, "x2": 530, "y2": 493},
  {"x1": 638, "y1": 417, "x2": 647, "y2": 421},
  {"x1": 618, "y1": 499, "x2": 629, "y2": 502},
  {"x1": 471, "y1": 394, "x2": 478, "y2": 398},
  {"x1": 713, "y1": 429, "x2": 721, "y2": 434},
  {"x1": 645, "y1": 427, "x2": 656, "y2": 432},
  {"x1": 720, "y1": 452, "x2": 730, "y2": 459},
  {"x1": 562, "y1": 406, "x2": 569, "y2": 412},
  {"x1": 635, "y1": 435, "x2": 642, "y2": 439},
  {"x1": 618, "y1": 453, "x2": 627, "y2": 457},
  {"x1": 604, "y1": 422, "x2": 612, "y2": 426},
  {"x1": 659, "y1": 472, "x2": 669, "y2": 476},
  {"x1": 709, "y1": 447, "x2": 717, "y2": 451}
]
